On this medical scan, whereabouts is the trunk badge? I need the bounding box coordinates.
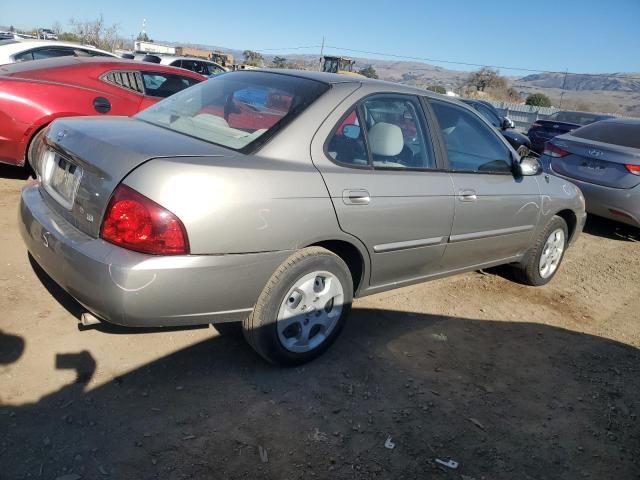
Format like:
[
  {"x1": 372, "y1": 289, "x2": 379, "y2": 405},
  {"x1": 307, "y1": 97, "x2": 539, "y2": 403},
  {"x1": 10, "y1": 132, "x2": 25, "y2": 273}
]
[
  {"x1": 42, "y1": 231, "x2": 50, "y2": 248},
  {"x1": 588, "y1": 149, "x2": 603, "y2": 157},
  {"x1": 56, "y1": 129, "x2": 68, "y2": 139}
]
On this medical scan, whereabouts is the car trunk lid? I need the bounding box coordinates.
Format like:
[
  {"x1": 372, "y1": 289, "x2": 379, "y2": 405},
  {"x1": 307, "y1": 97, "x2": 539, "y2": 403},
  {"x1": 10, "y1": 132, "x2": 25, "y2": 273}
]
[
  {"x1": 550, "y1": 134, "x2": 640, "y2": 189},
  {"x1": 36, "y1": 116, "x2": 235, "y2": 238}
]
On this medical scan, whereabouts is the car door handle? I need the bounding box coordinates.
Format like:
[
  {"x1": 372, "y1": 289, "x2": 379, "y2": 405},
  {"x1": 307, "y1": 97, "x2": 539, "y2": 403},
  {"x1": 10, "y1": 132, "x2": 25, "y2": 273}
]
[
  {"x1": 343, "y1": 189, "x2": 370, "y2": 205},
  {"x1": 458, "y1": 190, "x2": 477, "y2": 202}
]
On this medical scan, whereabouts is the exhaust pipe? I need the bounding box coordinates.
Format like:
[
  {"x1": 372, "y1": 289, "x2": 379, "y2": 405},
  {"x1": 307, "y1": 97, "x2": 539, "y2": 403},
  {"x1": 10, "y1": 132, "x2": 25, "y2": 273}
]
[{"x1": 80, "y1": 312, "x2": 101, "y2": 327}]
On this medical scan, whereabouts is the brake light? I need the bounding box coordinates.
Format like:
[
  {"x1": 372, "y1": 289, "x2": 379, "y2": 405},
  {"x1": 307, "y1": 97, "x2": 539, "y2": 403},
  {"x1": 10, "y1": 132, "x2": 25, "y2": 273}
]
[
  {"x1": 543, "y1": 143, "x2": 570, "y2": 158},
  {"x1": 100, "y1": 184, "x2": 189, "y2": 255},
  {"x1": 625, "y1": 164, "x2": 640, "y2": 176},
  {"x1": 530, "y1": 123, "x2": 543, "y2": 129}
]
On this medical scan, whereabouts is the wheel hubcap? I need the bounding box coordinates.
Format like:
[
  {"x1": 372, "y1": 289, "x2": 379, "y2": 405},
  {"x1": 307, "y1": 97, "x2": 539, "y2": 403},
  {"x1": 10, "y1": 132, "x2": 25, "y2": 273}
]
[
  {"x1": 276, "y1": 271, "x2": 344, "y2": 353},
  {"x1": 538, "y1": 228, "x2": 565, "y2": 279}
]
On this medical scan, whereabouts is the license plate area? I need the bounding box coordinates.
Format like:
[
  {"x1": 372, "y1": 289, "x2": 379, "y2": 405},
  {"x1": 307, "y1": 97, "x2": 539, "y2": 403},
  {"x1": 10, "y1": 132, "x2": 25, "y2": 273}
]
[{"x1": 42, "y1": 150, "x2": 83, "y2": 210}]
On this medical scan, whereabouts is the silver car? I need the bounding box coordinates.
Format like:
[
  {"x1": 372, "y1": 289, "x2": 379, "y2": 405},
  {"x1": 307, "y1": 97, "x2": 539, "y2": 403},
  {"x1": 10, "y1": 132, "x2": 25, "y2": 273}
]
[
  {"x1": 20, "y1": 70, "x2": 586, "y2": 365},
  {"x1": 540, "y1": 118, "x2": 640, "y2": 227}
]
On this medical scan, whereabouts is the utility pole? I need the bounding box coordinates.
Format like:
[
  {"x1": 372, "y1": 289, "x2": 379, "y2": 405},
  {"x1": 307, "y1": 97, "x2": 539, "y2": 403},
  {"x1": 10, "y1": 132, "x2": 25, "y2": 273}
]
[
  {"x1": 559, "y1": 69, "x2": 568, "y2": 109},
  {"x1": 319, "y1": 36, "x2": 325, "y2": 71}
]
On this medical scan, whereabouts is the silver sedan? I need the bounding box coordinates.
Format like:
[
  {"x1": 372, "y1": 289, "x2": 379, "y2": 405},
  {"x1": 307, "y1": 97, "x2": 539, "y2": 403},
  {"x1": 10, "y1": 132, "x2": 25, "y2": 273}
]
[
  {"x1": 20, "y1": 70, "x2": 586, "y2": 365},
  {"x1": 540, "y1": 118, "x2": 640, "y2": 228}
]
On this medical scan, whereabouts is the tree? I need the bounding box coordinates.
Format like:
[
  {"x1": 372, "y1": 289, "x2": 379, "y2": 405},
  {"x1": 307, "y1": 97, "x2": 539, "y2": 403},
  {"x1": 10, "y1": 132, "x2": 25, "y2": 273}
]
[
  {"x1": 467, "y1": 67, "x2": 507, "y2": 92},
  {"x1": 243, "y1": 50, "x2": 263, "y2": 67},
  {"x1": 525, "y1": 93, "x2": 552, "y2": 107},
  {"x1": 272, "y1": 56, "x2": 287, "y2": 68},
  {"x1": 52, "y1": 21, "x2": 62, "y2": 35},
  {"x1": 427, "y1": 85, "x2": 447, "y2": 94},
  {"x1": 9, "y1": 25, "x2": 14, "y2": 32},
  {"x1": 136, "y1": 31, "x2": 149, "y2": 42},
  {"x1": 358, "y1": 65, "x2": 378, "y2": 79},
  {"x1": 69, "y1": 15, "x2": 119, "y2": 52},
  {"x1": 506, "y1": 87, "x2": 522, "y2": 103}
]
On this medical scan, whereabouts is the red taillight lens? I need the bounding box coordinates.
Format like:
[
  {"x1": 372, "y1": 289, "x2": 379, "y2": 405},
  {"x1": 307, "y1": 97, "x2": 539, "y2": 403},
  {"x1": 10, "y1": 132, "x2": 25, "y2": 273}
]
[
  {"x1": 625, "y1": 164, "x2": 640, "y2": 176},
  {"x1": 100, "y1": 184, "x2": 189, "y2": 255},
  {"x1": 543, "y1": 143, "x2": 570, "y2": 158},
  {"x1": 530, "y1": 122, "x2": 542, "y2": 129}
]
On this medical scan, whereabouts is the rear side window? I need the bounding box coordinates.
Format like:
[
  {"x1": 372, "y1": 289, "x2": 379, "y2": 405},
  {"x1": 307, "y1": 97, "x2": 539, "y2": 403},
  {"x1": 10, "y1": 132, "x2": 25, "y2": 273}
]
[
  {"x1": 141, "y1": 72, "x2": 201, "y2": 98},
  {"x1": 571, "y1": 121, "x2": 640, "y2": 149},
  {"x1": 327, "y1": 95, "x2": 435, "y2": 169},
  {"x1": 549, "y1": 111, "x2": 607, "y2": 125},
  {"x1": 14, "y1": 47, "x2": 74, "y2": 61},
  {"x1": 431, "y1": 100, "x2": 511, "y2": 173},
  {"x1": 102, "y1": 70, "x2": 145, "y2": 94}
]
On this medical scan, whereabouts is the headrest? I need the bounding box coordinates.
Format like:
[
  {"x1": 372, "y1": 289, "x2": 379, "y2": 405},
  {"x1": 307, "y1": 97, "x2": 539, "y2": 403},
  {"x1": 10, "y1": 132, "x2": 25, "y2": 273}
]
[{"x1": 368, "y1": 122, "x2": 403, "y2": 157}]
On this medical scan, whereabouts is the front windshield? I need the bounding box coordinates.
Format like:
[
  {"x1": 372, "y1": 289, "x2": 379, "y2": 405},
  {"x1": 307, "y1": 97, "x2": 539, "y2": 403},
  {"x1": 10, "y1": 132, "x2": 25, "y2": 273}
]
[{"x1": 136, "y1": 71, "x2": 330, "y2": 151}]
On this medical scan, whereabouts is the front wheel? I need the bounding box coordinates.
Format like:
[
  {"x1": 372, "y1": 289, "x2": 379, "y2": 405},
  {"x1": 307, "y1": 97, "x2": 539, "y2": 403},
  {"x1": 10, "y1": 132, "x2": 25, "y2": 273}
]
[
  {"x1": 513, "y1": 216, "x2": 568, "y2": 286},
  {"x1": 242, "y1": 247, "x2": 353, "y2": 366}
]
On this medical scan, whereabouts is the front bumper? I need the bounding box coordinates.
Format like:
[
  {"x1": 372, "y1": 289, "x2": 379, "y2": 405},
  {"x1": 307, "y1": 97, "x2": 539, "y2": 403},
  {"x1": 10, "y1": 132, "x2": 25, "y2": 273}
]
[{"x1": 19, "y1": 184, "x2": 291, "y2": 327}]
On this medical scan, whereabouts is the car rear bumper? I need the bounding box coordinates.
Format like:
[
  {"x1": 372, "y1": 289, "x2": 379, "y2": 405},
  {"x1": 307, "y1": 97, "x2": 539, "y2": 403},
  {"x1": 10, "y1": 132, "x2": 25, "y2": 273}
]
[
  {"x1": 20, "y1": 184, "x2": 291, "y2": 327},
  {"x1": 548, "y1": 172, "x2": 640, "y2": 227}
]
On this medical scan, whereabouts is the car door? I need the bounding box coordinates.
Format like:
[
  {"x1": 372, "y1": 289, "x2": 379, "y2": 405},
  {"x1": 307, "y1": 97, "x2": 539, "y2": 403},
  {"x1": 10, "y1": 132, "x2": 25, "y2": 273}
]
[
  {"x1": 428, "y1": 99, "x2": 541, "y2": 270},
  {"x1": 311, "y1": 93, "x2": 455, "y2": 287}
]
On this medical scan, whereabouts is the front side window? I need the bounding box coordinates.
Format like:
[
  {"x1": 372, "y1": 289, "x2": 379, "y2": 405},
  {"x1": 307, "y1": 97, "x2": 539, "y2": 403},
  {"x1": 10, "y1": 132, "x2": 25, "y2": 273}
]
[
  {"x1": 475, "y1": 104, "x2": 501, "y2": 129},
  {"x1": 205, "y1": 63, "x2": 225, "y2": 75},
  {"x1": 431, "y1": 100, "x2": 512, "y2": 173},
  {"x1": 136, "y1": 71, "x2": 330, "y2": 151},
  {"x1": 141, "y1": 72, "x2": 200, "y2": 98},
  {"x1": 327, "y1": 95, "x2": 435, "y2": 169}
]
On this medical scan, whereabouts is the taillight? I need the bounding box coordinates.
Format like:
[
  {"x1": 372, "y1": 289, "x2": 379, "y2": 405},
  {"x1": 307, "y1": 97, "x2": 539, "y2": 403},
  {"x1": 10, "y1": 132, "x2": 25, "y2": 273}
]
[
  {"x1": 625, "y1": 164, "x2": 640, "y2": 176},
  {"x1": 530, "y1": 123, "x2": 542, "y2": 129},
  {"x1": 543, "y1": 143, "x2": 570, "y2": 158},
  {"x1": 100, "y1": 184, "x2": 189, "y2": 255}
]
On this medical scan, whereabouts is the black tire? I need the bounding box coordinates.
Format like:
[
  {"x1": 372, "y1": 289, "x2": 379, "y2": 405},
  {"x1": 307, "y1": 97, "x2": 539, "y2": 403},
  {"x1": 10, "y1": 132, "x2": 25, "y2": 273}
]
[
  {"x1": 242, "y1": 247, "x2": 353, "y2": 366},
  {"x1": 513, "y1": 215, "x2": 568, "y2": 286}
]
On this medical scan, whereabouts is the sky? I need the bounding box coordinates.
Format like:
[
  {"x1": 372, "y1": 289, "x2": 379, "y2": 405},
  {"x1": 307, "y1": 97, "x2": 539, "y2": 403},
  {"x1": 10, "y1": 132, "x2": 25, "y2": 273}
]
[{"x1": 3, "y1": 0, "x2": 639, "y2": 74}]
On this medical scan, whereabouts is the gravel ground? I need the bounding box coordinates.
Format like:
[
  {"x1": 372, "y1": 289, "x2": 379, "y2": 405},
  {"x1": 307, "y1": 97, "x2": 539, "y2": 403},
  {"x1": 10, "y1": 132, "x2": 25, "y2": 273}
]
[{"x1": 1, "y1": 165, "x2": 639, "y2": 479}]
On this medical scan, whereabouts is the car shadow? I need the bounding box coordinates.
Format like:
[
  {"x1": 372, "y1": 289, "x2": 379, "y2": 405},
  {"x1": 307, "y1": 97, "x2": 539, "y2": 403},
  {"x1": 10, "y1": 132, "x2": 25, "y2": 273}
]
[
  {"x1": 1, "y1": 307, "x2": 638, "y2": 479},
  {"x1": 583, "y1": 214, "x2": 639, "y2": 242},
  {"x1": 0, "y1": 163, "x2": 31, "y2": 180}
]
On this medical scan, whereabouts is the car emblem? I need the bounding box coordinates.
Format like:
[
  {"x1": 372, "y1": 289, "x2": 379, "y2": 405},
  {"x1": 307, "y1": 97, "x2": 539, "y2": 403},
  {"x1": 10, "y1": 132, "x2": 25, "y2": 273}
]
[
  {"x1": 56, "y1": 129, "x2": 67, "y2": 139},
  {"x1": 42, "y1": 231, "x2": 50, "y2": 248},
  {"x1": 553, "y1": 124, "x2": 559, "y2": 129},
  {"x1": 588, "y1": 149, "x2": 603, "y2": 158}
]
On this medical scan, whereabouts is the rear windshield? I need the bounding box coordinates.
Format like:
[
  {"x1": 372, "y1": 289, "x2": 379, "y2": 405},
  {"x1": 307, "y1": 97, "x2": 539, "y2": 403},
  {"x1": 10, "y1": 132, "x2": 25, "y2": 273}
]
[
  {"x1": 136, "y1": 71, "x2": 330, "y2": 152},
  {"x1": 548, "y1": 111, "x2": 609, "y2": 125},
  {"x1": 571, "y1": 121, "x2": 640, "y2": 149}
]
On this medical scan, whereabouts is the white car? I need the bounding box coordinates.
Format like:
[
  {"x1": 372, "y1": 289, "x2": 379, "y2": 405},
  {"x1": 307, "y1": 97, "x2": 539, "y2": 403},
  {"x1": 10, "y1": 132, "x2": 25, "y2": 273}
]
[
  {"x1": 0, "y1": 39, "x2": 116, "y2": 65},
  {"x1": 136, "y1": 54, "x2": 227, "y2": 76}
]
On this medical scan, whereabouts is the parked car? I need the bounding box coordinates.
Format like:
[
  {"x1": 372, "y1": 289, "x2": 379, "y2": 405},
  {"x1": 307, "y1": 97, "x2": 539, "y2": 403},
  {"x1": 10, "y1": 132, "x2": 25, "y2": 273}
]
[
  {"x1": 527, "y1": 110, "x2": 614, "y2": 154},
  {"x1": 138, "y1": 54, "x2": 227, "y2": 77},
  {"x1": 0, "y1": 57, "x2": 205, "y2": 168},
  {"x1": 0, "y1": 39, "x2": 116, "y2": 64},
  {"x1": 20, "y1": 70, "x2": 586, "y2": 365},
  {"x1": 0, "y1": 31, "x2": 19, "y2": 41},
  {"x1": 37, "y1": 28, "x2": 58, "y2": 40},
  {"x1": 540, "y1": 118, "x2": 640, "y2": 227},
  {"x1": 462, "y1": 99, "x2": 532, "y2": 156}
]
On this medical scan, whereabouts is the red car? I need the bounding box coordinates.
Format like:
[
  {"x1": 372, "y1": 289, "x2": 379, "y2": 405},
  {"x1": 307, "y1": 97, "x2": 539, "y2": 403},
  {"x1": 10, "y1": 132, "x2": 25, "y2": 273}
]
[{"x1": 0, "y1": 57, "x2": 205, "y2": 168}]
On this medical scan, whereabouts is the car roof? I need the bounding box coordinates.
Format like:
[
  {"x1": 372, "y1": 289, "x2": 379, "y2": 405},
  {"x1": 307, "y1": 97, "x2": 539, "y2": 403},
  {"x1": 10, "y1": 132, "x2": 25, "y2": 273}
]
[
  {"x1": 554, "y1": 110, "x2": 613, "y2": 118},
  {"x1": 238, "y1": 68, "x2": 462, "y2": 102},
  {"x1": 156, "y1": 55, "x2": 223, "y2": 65},
  {"x1": 0, "y1": 39, "x2": 116, "y2": 58},
  {"x1": 0, "y1": 56, "x2": 205, "y2": 79}
]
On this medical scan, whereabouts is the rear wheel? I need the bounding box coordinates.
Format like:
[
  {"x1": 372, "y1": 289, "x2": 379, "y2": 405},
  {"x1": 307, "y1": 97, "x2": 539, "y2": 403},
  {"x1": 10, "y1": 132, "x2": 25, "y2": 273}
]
[
  {"x1": 513, "y1": 216, "x2": 568, "y2": 286},
  {"x1": 242, "y1": 247, "x2": 353, "y2": 366}
]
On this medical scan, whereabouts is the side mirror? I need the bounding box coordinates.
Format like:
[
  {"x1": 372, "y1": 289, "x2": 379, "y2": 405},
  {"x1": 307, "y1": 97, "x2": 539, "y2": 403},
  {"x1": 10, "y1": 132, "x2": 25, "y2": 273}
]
[
  {"x1": 502, "y1": 117, "x2": 515, "y2": 130},
  {"x1": 516, "y1": 156, "x2": 543, "y2": 176}
]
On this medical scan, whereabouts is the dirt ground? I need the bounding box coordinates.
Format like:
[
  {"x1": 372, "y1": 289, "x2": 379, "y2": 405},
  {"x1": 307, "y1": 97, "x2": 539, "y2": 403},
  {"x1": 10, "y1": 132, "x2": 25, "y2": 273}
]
[{"x1": 1, "y1": 164, "x2": 639, "y2": 480}]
